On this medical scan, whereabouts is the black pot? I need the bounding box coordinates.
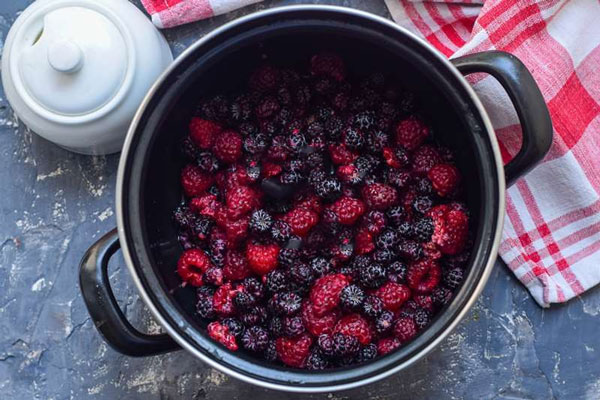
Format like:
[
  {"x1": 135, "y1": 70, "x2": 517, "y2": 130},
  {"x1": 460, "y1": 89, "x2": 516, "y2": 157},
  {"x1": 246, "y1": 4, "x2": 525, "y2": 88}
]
[{"x1": 79, "y1": 5, "x2": 552, "y2": 392}]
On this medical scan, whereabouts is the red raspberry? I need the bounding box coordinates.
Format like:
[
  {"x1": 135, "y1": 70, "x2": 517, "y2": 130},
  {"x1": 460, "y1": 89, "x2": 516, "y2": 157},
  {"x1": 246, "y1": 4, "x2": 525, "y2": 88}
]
[
  {"x1": 223, "y1": 250, "x2": 252, "y2": 280},
  {"x1": 207, "y1": 321, "x2": 238, "y2": 351},
  {"x1": 334, "y1": 314, "x2": 373, "y2": 345},
  {"x1": 181, "y1": 165, "x2": 214, "y2": 197},
  {"x1": 310, "y1": 52, "x2": 346, "y2": 81},
  {"x1": 249, "y1": 64, "x2": 280, "y2": 92},
  {"x1": 226, "y1": 185, "x2": 260, "y2": 219},
  {"x1": 354, "y1": 227, "x2": 375, "y2": 255},
  {"x1": 373, "y1": 282, "x2": 411, "y2": 311},
  {"x1": 176, "y1": 249, "x2": 213, "y2": 287},
  {"x1": 282, "y1": 207, "x2": 320, "y2": 237},
  {"x1": 428, "y1": 163, "x2": 460, "y2": 197},
  {"x1": 246, "y1": 242, "x2": 280, "y2": 275},
  {"x1": 189, "y1": 117, "x2": 222, "y2": 149},
  {"x1": 361, "y1": 183, "x2": 398, "y2": 211},
  {"x1": 213, "y1": 130, "x2": 243, "y2": 164},
  {"x1": 190, "y1": 194, "x2": 220, "y2": 218},
  {"x1": 336, "y1": 164, "x2": 361, "y2": 184},
  {"x1": 262, "y1": 162, "x2": 282, "y2": 178},
  {"x1": 377, "y1": 337, "x2": 401, "y2": 355},
  {"x1": 393, "y1": 317, "x2": 417, "y2": 342},
  {"x1": 412, "y1": 145, "x2": 442, "y2": 175},
  {"x1": 309, "y1": 274, "x2": 351, "y2": 316},
  {"x1": 427, "y1": 205, "x2": 469, "y2": 255},
  {"x1": 213, "y1": 283, "x2": 242, "y2": 316},
  {"x1": 382, "y1": 147, "x2": 404, "y2": 169},
  {"x1": 414, "y1": 294, "x2": 435, "y2": 312},
  {"x1": 276, "y1": 334, "x2": 313, "y2": 368},
  {"x1": 294, "y1": 193, "x2": 323, "y2": 214},
  {"x1": 328, "y1": 196, "x2": 366, "y2": 225},
  {"x1": 217, "y1": 213, "x2": 250, "y2": 248},
  {"x1": 360, "y1": 210, "x2": 387, "y2": 235},
  {"x1": 329, "y1": 143, "x2": 358, "y2": 165},
  {"x1": 395, "y1": 116, "x2": 429, "y2": 151},
  {"x1": 407, "y1": 260, "x2": 441, "y2": 294},
  {"x1": 301, "y1": 302, "x2": 341, "y2": 336}
]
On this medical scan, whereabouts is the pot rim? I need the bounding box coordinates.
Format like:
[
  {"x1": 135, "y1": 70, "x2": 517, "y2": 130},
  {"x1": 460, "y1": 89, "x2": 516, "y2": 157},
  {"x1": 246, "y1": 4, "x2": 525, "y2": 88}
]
[{"x1": 115, "y1": 4, "x2": 506, "y2": 393}]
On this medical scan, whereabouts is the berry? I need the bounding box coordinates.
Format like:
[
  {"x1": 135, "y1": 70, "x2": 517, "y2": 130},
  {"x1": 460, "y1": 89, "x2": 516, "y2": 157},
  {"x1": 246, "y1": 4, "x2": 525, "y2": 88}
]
[
  {"x1": 282, "y1": 207, "x2": 319, "y2": 237},
  {"x1": 329, "y1": 143, "x2": 358, "y2": 165},
  {"x1": 213, "y1": 130, "x2": 243, "y2": 163},
  {"x1": 309, "y1": 274, "x2": 351, "y2": 316},
  {"x1": 362, "y1": 184, "x2": 398, "y2": 211},
  {"x1": 289, "y1": 262, "x2": 315, "y2": 287},
  {"x1": 269, "y1": 291, "x2": 302, "y2": 316},
  {"x1": 177, "y1": 249, "x2": 213, "y2": 287},
  {"x1": 374, "y1": 282, "x2": 411, "y2": 311},
  {"x1": 412, "y1": 145, "x2": 442, "y2": 175},
  {"x1": 207, "y1": 321, "x2": 238, "y2": 351},
  {"x1": 302, "y1": 302, "x2": 340, "y2": 336},
  {"x1": 397, "y1": 239, "x2": 423, "y2": 261},
  {"x1": 340, "y1": 284, "x2": 366, "y2": 311},
  {"x1": 223, "y1": 250, "x2": 251, "y2": 280},
  {"x1": 414, "y1": 308, "x2": 431, "y2": 329},
  {"x1": 264, "y1": 340, "x2": 278, "y2": 362},
  {"x1": 359, "y1": 263, "x2": 387, "y2": 289},
  {"x1": 310, "y1": 52, "x2": 346, "y2": 81},
  {"x1": 269, "y1": 316, "x2": 284, "y2": 337},
  {"x1": 414, "y1": 176, "x2": 433, "y2": 194},
  {"x1": 276, "y1": 334, "x2": 313, "y2": 368},
  {"x1": 277, "y1": 247, "x2": 299, "y2": 268},
  {"x1": 249, "y1": 64, "x2": 280, "y2": 92},
  {"x1": 377, "y1": 337, "x2": 401, "y2": 355},
  {"x1": 372, "y1": 248, "x2": 396, "y2": 264},
  {"x1": 197, "y1": 152, "x2": 220, "y2": 173},
  {"x1": 393, "y1": 317, "x2": 417, "y2": 342},
  {"x1": 395, "y1": 116, "x2": 428, "y2": 151},
  {"x1": 270, "y1": 220, "x2": 292, "y2": 243},
  {"x1": 213, "y1": 283, "x2": 241, "y2": 316},
  {"x1": 241, "y1": 326, "x2": 269, "y2": 352},
  {"x1": 375, "y1": 311, "x2": 395, "y2": 334},
  {"x1": 361, "y1": 210, "x2": 387, "y2": 235},
  {"x1": 181, "y1": 165, "x2": 214, "y2": 197},
  {"x1": 407, "y1": 260, "x2": 441, "y2": 294},
  {"x1": 413, "y1": 217, "x2": 434, "y2": 242},
  {"x1": 229, "y1": 94, "x2": 252, "y2": 122},
  {"x1": 334, "y1": 314, "x2": 372, "y2": 345},
  {"x1": 245, "y1": 242, "x2": 280, "y2": 276},
  {"x1": 233, "y1": 291, "x2": 256, "y2": 311},
  {"x1": 189, "y1": 118, "x2": 222, "y2": 149},
  {"x1": 353, "y1": 110, "x2": 376, "y2": 130},
  {"x1": 329, "y1": 196, "x2": 366, "y2": 225},
  {"x1": 203, "y1": 267, "x2": 223, "y2": 286},
  {"x1": 428, "y1": 205, "x2": 469, "y2": 255},
  {"x1": 241, "y1": 306, "x2": 268, "y2": 326},
  {"x1": 388, "y1": 261, "x2": 408, "y2": 283},
  {"x1": 249, "y1": 209, "x2": 273, "y2": 234},
  {"x1": 226, "y1": 185, "x2": 260, "y2": 219},
  {"x1": 432, "y1": 286, "x2": 453, "y2": 307},
  {"x1": 306, "y1": 349, "x2": 330, "y2": 370},
  {"x1": 315, "y1": 177, "x2": 342, "y2": 200},
  {"x1": 222, "y1": 318, "x2": 244, "y2": 338},
  {"x1": 382, "y1": 146, "x2": 410, "y2": 169},
  {"x1": 244, "y1": 133, "x2": 269, "y2": 154},
  {"x1": 357, "y1": 344, "x2": 378, "y2": 364},
  {"x1": 362, "y1": 295, "x2": 384, "y2": 318},
  {"x1": 376, "y1": 229, "x2": 399, "y2": 250},
  {"x1": 444, "y1": 267, "x2": 464, "y2": 289},
  {"x1": 332, "y1": 333, "x2": 361, "y2": 357},
  {"x1": 412, "y1": 195, "x2": 433, "y2": 215},
  {"x1": 387, "y1": 169, "x2": 412, "y2": 189},
  {"x1": 265, "y1": 269, "x2": 288, "y2": 293},
  {"x1": 310, "y1": 257, "x2": 332, "y2": 277},
  {"x1": 343, "y1": 127, "x2": 365, "y2": 150},
  {"x1": 190, "y1": 194, "x2": 220, "y2": 218},
  {"x1": 354, "y1": 228, "x2": 376, "y2": 255},
  {"x1": 196, "y1": 291, "x2": 216, "y2": 319},
  {"x1": 283, "y1": 316, "x2": 306, "y2": 337},
  {"x1": 366, "y1": 130, "x2": 390, "y2": 152},
  {"x1": 255, "y1": 95, "x2": 280, "y2": 119}
]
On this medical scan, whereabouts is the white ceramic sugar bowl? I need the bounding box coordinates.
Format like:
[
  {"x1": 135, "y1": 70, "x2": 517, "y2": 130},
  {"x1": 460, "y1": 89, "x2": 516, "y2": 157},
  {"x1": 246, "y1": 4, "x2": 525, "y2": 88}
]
[{"x1": 1, "y1": 0, "x2": 173, "y2": 155}]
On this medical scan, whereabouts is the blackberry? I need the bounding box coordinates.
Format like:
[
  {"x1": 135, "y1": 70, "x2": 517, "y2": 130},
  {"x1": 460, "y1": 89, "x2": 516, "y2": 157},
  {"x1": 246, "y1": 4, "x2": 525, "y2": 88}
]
[
  {"x1": 244, "y1": 133, "x2": 269, "y2": 154},
  {"x1": 386, "y1": 206, "x2": 406, "y2": 226},
  {"x1": 343, "y1": 127, "x2": 364, "y2": 150},
  {"x1": 181, "y1": 137, "x2": 199, "y2": 160},
  {"x1": 233, "y1": 291, "x2": 256, "y2": 312},
  {"x1": 388, "y1": 261, "x2": 408, "y2": 283},
  {"x1": 414, "y1": 176, "x2": 433, "y2": 194},
  {"x1": 222, "y1": 318, "x2": 244, "y2": 338},
  {"x1": 315, "y1": 177, "x2": 342, "y2": 200},
  {"x1": 294, "y1": 84, "x2": 312, "y2": 107},
  {"x1": 269, "y1": 291, "x2": 302, "y2": 315},
  {"x1": 359, "y1": 263, "x2": 387, "y2": 289},
  {"x1": 196, "y1": 293, "x2": 215, "y2": 319},
  {"x1": 192, "y1": 216, "x2": 213, "y2": 240},
  {"x1": 209, "y1": 237, "x2": 226, "y2": 267},
  {"x1": 357, "y1": 344, "x2": 378, "y2": 364},
  {"x1": 229, "y1": 94, "x2": 252, "y2": 122},
  {"x1": 432, "y1": 286, "x2": 453, "y2": 307},
  {"x1": 313, "y1": 77, "x2": 335, "y2": 96},
  {"x1": 173, "y1": 206, "x2": 196, "y2": 232},
  {"x1": 278, "y1": 248, "x2": 300, "y2": 268},
  {"x1": 197, "y1": 285, "x2": 215, "y2": 298},
  {"x1": 414, "y1": 309, "x2": 431, "y2": 329},
  {"x1": 394, "y1": 147, "x2": 411, "y2": 169},
  {"x1": 284, "y1": 159, "x2": 306, "y2": 174},
  {"x1": 443, "y1": 250, "x2": 471, "y2": 269},
  {"x1": 325, "y1": 115, "x2": 344, "y2": 139},
  {"x1": 249, "y1": 209, "x2": 273, "y2": 234},
  {"x1": 366, "y1": 130, "x2": 389, "y2": 152},
  {"x1": 241, "y1": 306, "x2": 268, "y2": 326},
  {"x1": 412, "y1": 195, "x2": 433, "y2": 215},
  {"x1": 310, "y1": 257, "x2": 332, "y2": 277},
  {"x1": 340, "y1": 284, "x2": 366, "y2": 311},
  {"x1": 268, "y1": 316, "x2": 284, "y2": 337},
  {"x1": 308, "y1": 169, "x2": 327, "y2": 187},
  {"x1": 289, "y1": 262, "x2": 315, "y2": 287},
  {"x1": 375, "y1": 311, "x2": 395, "y2": 334},
  {"x1": 317, "y1": 334, "x2": 335, "y2": 357},
  {"x1": 315, "y1": 105, "x2": 334, "y2": 121},
  {"x1": 280, "y1": 171, "x2": 303, "y2": 185},
  {"x1": 353, "y1": 110, "x2": 376, "y2": 131},
  {"x1": 444, "y1": 267, "x2": 464, "y2": 289},
  {"x1": 241, "y1": 326, "x2": 269, "y2": 352},
  {"x1": 307, "y1": 121, "x2": 324, "y2": 137},
  {"x1": 239, "y1": 122, "x2": 258, "y2": 136},
  {"x1": 376, "y1": 229, "x2": 400, "y2": 250},
  {"x1": 397, "y1": 239, "x2": 423, "y2": 261},
  {"x1": 397, "y1": 221, "x2": 414, "y2": 238},
  {"x1": 380, "y1": 101, "x2": 398, "y2": 119},
  {"x1": 243, "y1": 277, "x2": 265, "y2": 301},
  {"x1": 265, "y1": 270, "x2": 288, "y2": 293},
  {"x1": 387, "y1": 169, "x2": 411, "y2": 189},
  {"x1": 207, "y1": 185, "x2": 221, "y2": 199},
  {"x1": 413, "y1": 217, "x2": 434, "y2": 242},
  {"x1": 306, "y1": 349, "x2": 330, "y2": 370},
  {"x1": 203, "y1": 267, "x2": 223, "y2": 286},
  {"x1": 362, "y1": 295, "x2": 384, "y2": 318},
  {"x1": 287, "y1": 133, "x2": 308, "y2": 153},
  {"x1": 372, "y1": 248, "x2": 396, "y2": 264},
  {"x1": 255, "y1": 95, "x2": 280, "y2": 119},
  {"x1": 282, "y1": 316, "x2": 306, "y2": 337},
  {"x1": 277, "y1": 86, "x2": 293, "y2": 105},
  {"x1": 264, "y1": 340, "x2": 278, "y2": 362},
  {"x1": 333, "y1": 333, "x2": 360, "y2": 357},
  {"x1": 271, "y1": 220, "x2": 292, "y2": 244},
  {"x1": 201, "y1": 95, "x2": 229, "y2": 122},
  {"x1": 355, "y1": 155, "x2": 379, "y2": 176},
  {"x1": 306, "y1": 152, "x2": 326, "y2": 170},
  {"x1": 332, "y1": 91, "x2": 350, "y2": 111},
  {"x1": 341, "y1": 255, "x2": 369, "y2": 280},
  {"x1": 275, "y1": 107, "x2": 293, "y2": 127}
]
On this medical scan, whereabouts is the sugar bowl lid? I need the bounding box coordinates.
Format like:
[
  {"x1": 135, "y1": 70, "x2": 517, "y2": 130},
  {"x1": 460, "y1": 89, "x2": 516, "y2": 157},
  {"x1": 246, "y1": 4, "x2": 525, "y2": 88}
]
[{"x1": 1, "y1": 0, "x2": 173, "y2": 155}]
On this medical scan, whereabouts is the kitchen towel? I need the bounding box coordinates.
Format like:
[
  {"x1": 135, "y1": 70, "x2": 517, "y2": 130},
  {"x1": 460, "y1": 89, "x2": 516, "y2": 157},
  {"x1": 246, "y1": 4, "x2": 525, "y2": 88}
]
[
  {"x1": 141, "y1": 0, "x2": 262, "y2": 28},
  {"x1": 385, "y1": 0, "x2": 600, "y2": 306}
]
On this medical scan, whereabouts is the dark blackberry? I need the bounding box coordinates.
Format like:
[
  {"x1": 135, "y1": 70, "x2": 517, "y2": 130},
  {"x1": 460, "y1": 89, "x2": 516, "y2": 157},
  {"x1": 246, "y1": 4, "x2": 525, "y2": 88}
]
[
  {"x1": 444, "y1": 267, "x2": 464, "y2": 289},
  {"x1": 308, "y1": 169, "x2": 327, "y2": 187},
  {"x1": 387, "y1": 169, "x2": 412, "y2": 189},
  {"x1": 333, "y1": 333, "x2": 360, "y2": 357},
  {"x1": 241, "y1": 306, "x2": 268, "y2": 326},
  {"x1": 340, "y1": 284, "x2": 366, "y2": 311},
  {"x1": 269, "y1": 291, "x2": 302, "y2": 315},
  {"x1": 239, "y1": 122, "x2": 258, "y2": 136},
  {"x1": 325, "y1": 115, "x2": 344, "y2": 140},
  {"x1": 359, "y1": 263, "x2": 387, "y2": 289},
  {"x1": 306, "y1": 349, "x2": 330, "y2": 370},
  {"x1": 332, "y1": 91, "x2": 350, "y2": 111},
  {"x1": 192, "y1": 216, "x2": 213, "y2": 240},
  {"x1": 287, "y1": 132, "x2": 308, "y2": 153},
  {"x1": 413, "y1": 217, "x2": 434, "y2": 242},
  {"x1": 376, "y1": 229, "x2": 400, "y2": 250},
  {"x1": 414, "y1": 176, "x2": 433, "y2": 194},
  {"x1": 317, "y1": 334, "x2": 335, "y2": 357},
  {"x1": 357, "y1": 344, "x2": 378, "y2": 364},
  {"x1": 203, "y1": 267, "x2": 223, "y2": 286},
  {"x1": 315, "y1": 105, "x2": 334, "y2": 121},
  {"x1": 372, "y1": 248, "x2": 396, "y2": 264},
  {"x1": 386, "y1": 206, "x2": 406, "y2": 226},
  {"x1": 177, "y1": 231, "x2": 196, "y2": 250},
  {"x1": 222, "y1": 318, "x2": 244, "y2": 338},
  {"x1": 341, "y1": 255, "x2": 370, "y2": 280},
  {"x1": 443, "y1": 250, "x2": 471, "y2": 269},
  {"x1": 264, "y1": 340, "x2": 278, "y2": 362},
  {"x1": 375, "y1": 311, "x2": 395, "y2": 334},
  {"x1": 278, "y1": 248, "x2": 300, "y2": 268},
  {"x1": 313, "y1": 76, "x2": 335, "y2": 96},
  {"x1": 261, "y1": 119, "x2": 279, "y2": 136},
  {"x1": 294, "y1": 83, "x2": 312, "y2": 107},
  {"x1": 362, "y1": 295, "x2": 384, "y2": 318},
  {"x1": 233, "y1": 291, "x2": 256, "y2": 312},
  {"x1": 196, "y1": 293, "x2": 215, "y2": 319},
  {"x1": 229, "y1": 94, "x2": 252, "y2": 122},
  {"x1": 355, "y1": 155, "x2": 379, "y2": 175},
  {"x1": 315, "y1": 177, "x2": 342, "y2": 200},
  {"x1": 353, "y1": 110, "x2": 376, "y2": 131},
  {"x1": 271, "y1": 220, "x2": 292, "y2": 244},
  {"x1": 197, "y1": 285, "x2": 215, "y2": 298},
  {"x1": 244, "y1": 133, "x2": 269, "y2": 154},
  {"x1": 181, "y1": 137, "x2": 199, "y2": 160},
  {"x1": 173, "y1": 205, "x2": 196, "y2": 232},
  {"x1": 412, "y1": 195, "x2": 433, "y2": 215},
  {"x1": 397, "y1": 221, "x2": 414, "y2": 238},
  {"x1": 201, "y1": 95, "x2": 229, "y2": 122},
  {"x1": 307, "y1": 121, "x2": 324, "y2": 137},
  {"x1": 255, "y1": 95, "x2": 280, "y2": 119},
  {"x1": 268, "y1": 316, "x2": 284, "y2": 337},
  {"x1": 249, "y1": 209, "x2": 273, "y2": 234},
  {"x1": 282, "y1": 316, "x2": 306, "y2": 337},
  {"x1": 289, "y1": 262, "x2": 315, "y2": 287},
  {"x1": 343, "y1": 127, "x2": 364, "y2": 150},
  {"x1": 280, "y1": 171, "x2": 303, "y2": 185},
  {"x1": 397, "y1": 239, "x2": 423, "y2": 261},
  {"x1": 387, "y1": 261, "x2": 408, "y2": 283},
  {"x1": 432, "y1": 286, "x2": 453, "y2": 307},
  {"x1": 241, "y1": 326, "x2": 269, "y2": 352},
  {"x1": 306, "y1": 152, "x2": 326, "y2": 170},
  {"x1": 284, "y1": 159, "x2": 306, "y2": 173},
  {"x1": 414, "y1": 309, "x2": 431, "y2": 329},
  {"x1": 366, "y1": 130, "x2": 389, "y2": 152},
  {"x1": 209, "y1": 237, "x2": 226, "y2": 268},
  {"x1": 207, "y1": 185, "x2": 221, "y2": 199},
  {"x1": 275, "y1": 107, "x2": 293, "y2": 127},
  {"x1": 265, "y1": 270, "x2": 288, "y2": 293},
  {"x1": 243, "y1": 277, "x2": 265, "y2": 300},
  {"x1": 310, "y1": 257, "x2": 332, "y2": 277}
]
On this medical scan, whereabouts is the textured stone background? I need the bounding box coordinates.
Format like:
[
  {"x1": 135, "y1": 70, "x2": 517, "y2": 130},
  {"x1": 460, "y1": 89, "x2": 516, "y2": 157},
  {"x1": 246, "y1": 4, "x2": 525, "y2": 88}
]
[{"x1": 0, "y1": 1, "x2": 599, "y2": 399}]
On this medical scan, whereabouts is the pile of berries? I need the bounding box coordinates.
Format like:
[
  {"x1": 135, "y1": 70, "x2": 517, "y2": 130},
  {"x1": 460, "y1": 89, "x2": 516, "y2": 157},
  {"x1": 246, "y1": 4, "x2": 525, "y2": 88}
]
[{"x1": 173, "y1": 53, "x2": 472, "y2": 369}]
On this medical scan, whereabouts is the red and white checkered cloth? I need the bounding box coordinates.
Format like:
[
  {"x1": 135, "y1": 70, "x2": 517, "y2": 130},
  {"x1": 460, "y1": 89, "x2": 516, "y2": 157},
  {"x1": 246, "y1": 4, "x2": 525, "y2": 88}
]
[
  {"x1": 385, "y1": 0, "x2": 600, "y2": 306},
  {"x1": 141, "y1": 0, "x2": 262, "y2": 28}
]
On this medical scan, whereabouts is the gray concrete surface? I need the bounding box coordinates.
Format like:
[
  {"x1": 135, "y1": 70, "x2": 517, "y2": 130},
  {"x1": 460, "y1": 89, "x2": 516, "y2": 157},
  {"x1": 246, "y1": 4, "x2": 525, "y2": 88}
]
[{"x1": 0, "y1": 1, "x2": 599, "y2": 399}]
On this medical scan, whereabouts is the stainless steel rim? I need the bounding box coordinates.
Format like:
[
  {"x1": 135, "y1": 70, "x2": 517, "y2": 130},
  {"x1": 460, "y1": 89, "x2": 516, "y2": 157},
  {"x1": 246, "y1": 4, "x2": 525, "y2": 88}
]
[{"x1": 115, "y1": 4, "x2": 506, "y2": 393}]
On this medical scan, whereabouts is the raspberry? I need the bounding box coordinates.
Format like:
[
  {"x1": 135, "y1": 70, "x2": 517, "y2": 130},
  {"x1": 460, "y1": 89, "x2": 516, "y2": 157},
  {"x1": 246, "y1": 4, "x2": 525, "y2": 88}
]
[
  {"x1": 310, "y1": 52, "x2": 346, "y2": 81},
  {"x1": 222, "y1": 318, "x2": 244, "y2": 338},
  {"x1": 395, "y1": 116, "x2": 428, "y2": 151},
  {"x1": 361, "y1": 295, "x2": 384, "y2": 318},
  {"x1": 223, "y1": 250, "x2": 251, "y2": 280},
  {"x1": 340, "y1": 284, "x2": 366, "y2": 311},
  {"x1": 293, "y1": 193, "x2": 323, "y2": 214},
  {"x1": 354, "y1": 227, "x2": 375, "y2": 255},
  {"x1": 407, "y1": 260, "x2": 441, "y2": 294},
  {"x1": 428, "y1": 205, "x2": 469, "y2": 255},
  {"x1": 241, "y1": 326, "x2": 269, "y2": 352},
  {"x1": 362, "y1": 183, "x2": 398, "y2": 211},
  {"x1": 213, "y1": 130, "x2": 243, "y2": 163},
  {"x1": 413, "y1": 217, "x2": 434, "y2": 242},
  {"x1": 181, "y1": 165, "x2": 214, "y2": 197},
  {"x1": 382, "y1": 146, "x2": 410, "y2": 169},
  {"x1": 374, "y1": 282, "x2": 411, "y2": 311},
  {"x1": 444, "y1": 267, "x2": 464, "y2": 289},
  {"x1": 189, "y1": 118, "x2": 222, "y2": 149},
  {"x1": 357, "y1": 344, "x2": 378, "y2": 364},
  {"x1": 310, "y1": 257, "x2": 332, "y2": 277},
  {"x1": 177, "y1": 249, "x2": 213, "y2": 287},
  {"x1": 329, "y1": 143, "x2": 358, "y2": 165},
  {"x1": 249, "y1": 64, "x2": 280, "y2": 92},
  {"x1": 361, "y1": 210, "x2": 387, "y2": 235},
  {"x1": 393, "y1": 317, "x2": 417, "y2": 342},
  {"x1": 336, "y1": 164, "x2": 362, "y2": 185},
  {"x1": 276, "y1": 334, "x2": 313, "y2": 368},
  {"x1": 334, "y1": 314, "x2": 372, "y2": 345},
  {"x1": 219, "y1": 214, "x2": 250, "y2": 248},
  {"x1": 246, "y1": 242, "x2": 280, "y2": 275},
  {"x1": 262, "y1": 162, "x2": 283, "y2": 178},
  {"x1": 301, "y1": 302, "x2": 340, "y2": 336},
  {"x1": 309, "y1": 274, "x2": 351, "y2": 316},
  {"x1": 226, "y1": 186, "x2": 260, "y2": 219},
  {"x1": 248, "y1": 209, "x2": 273, "y2": 234},
  {"x1": 213, "y1": 283, "x2": 241, "y2": 316},
  {"x1": 412, "y1": 145, "x2": 442, "y2": 175},
  {"x1": 315, "y1": 177, "x2": 342, "y2": 201},
  {"x1": 283, "y1": 315, "x2": 306, "y2": 337},
  {"x1": 282, "y1": 207, "x2": 319, "y2": 237},
  {"x1": 203, "y1": 267, "x2": 223, "y2": 286},
  {"x1": 306, "y1": 349, "x2": 331, "y2": 370},
  {"x1": 375, "y1": 311, "x2": 395, "y2": 334},
  {"x1": 207, "y1": 321, "x2": 238, "y2": 351},
  {"x1": 377, "y1": 337, "x2": 401, "y2": 355},
  {"x1": 329, "y1": 196, "x2": 366, "y2": 225}
]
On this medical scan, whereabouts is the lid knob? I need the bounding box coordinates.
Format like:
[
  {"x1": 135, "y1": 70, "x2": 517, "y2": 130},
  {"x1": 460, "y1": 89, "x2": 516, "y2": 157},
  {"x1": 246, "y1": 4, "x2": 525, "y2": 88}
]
[{"x1": 47, "y1": 40, "x2": 83, "y2": 74}]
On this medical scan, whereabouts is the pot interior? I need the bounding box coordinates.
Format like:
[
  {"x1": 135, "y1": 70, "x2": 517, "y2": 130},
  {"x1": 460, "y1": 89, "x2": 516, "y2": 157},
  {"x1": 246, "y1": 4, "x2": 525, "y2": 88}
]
[{"x1": 121, "y1": 7, "x2": 500, "y2": 390}]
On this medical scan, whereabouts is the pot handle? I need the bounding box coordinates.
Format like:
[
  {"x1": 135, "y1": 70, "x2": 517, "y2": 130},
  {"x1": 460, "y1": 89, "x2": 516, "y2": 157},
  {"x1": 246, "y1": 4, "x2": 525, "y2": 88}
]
[
  {"x1": 451, "y1": 50, "x2": 553, "y2": 186},
  {"x1": 79, "y1": 229, "x2": 180, "y2": 356}
]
